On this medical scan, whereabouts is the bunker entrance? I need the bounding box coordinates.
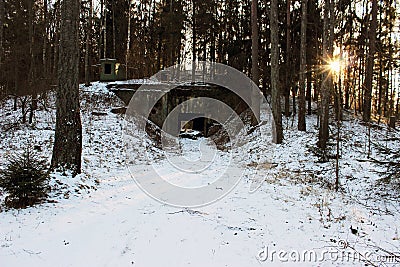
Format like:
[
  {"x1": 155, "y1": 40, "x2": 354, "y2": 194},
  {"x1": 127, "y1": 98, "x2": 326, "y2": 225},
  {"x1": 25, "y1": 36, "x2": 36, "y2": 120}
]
[{"x1": 178, "y1": 113, "x2": 206, "y2": 139}]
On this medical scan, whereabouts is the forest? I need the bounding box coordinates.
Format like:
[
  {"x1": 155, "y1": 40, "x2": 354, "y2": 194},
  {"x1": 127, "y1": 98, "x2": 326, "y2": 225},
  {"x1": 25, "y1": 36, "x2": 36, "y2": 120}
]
[
  {"x1": 0, "y1": 0, "x2": 399, "y2": 266},
  {"x1": 1, "y1": 0, "x2": 399, "y2": 152}
]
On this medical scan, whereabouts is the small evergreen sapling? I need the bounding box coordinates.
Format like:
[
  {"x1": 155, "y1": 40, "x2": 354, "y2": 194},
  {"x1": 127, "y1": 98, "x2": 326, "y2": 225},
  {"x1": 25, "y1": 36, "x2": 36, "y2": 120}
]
[{"x1": 0, "y1": 146, "x2": 49, "y2": 209}]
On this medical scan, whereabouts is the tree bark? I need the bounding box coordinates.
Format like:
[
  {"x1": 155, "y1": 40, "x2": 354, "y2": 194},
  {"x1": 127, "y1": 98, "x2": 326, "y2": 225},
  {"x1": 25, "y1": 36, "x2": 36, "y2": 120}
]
[
  {"x1": 318, "y1": 0, "x2": 333, "y2": 151},
  {"x1": 28, "y1": 0, "x2": 37, "y2": 125},
  {"x1": 270, "y1": 0, "x2": 283, "y2": 144},
  {"x1": 103, "y1": 0, "x2": 107, "y2": 58},
  {"x1": 307, "y1": 70, "x2": 312, "y2": 115},
  {"x1": 126, "y1": 0, "x2": 131, "y2": 80},
  {"x1": 362, "y1": 0, "x2": 377, "y2": 122},
  {"x1": 51, "y1": 0, "x2": 82, "y2": 175},
  {"x1": 0, "y1": 0, "x2": 4, "y2": 67},
  {"x1": 251, "y1": 0, "x2": 259, "y2": 86},
  {"x1": 251, "y1": 0, "x2": 260, "y2": 126},
  {"x1": 298, "y1": 0, "x2": 307, "y2": 131},
  {"x1": 84, "y1": 0, "x2": 92, "y2": 86},
  {"x1": 396, "y1": 92, "x2": 399, "y2": 119},
  {"x1": 53, "y1": 0, "x2": 61, "y2": 76},
  {"x1": 191, "y1": 0, "x2": 196, "y2": 82},
  {"x1": 284, "y1": 0, "x2": 291, "y2": 117},
  {"x1": 43, "y1": 0, "x2": 48, "y2": 75},
  {"x1": 112, "y1": 0, "x2": 116, "y2": 59}
]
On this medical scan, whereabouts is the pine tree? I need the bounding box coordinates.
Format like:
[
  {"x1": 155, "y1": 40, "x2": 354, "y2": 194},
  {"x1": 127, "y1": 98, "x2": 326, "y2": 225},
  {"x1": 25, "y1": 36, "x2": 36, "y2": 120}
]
[
  {"x1": 298, "y1": 0, "x2": 307, "y2": 131},
  {"x1": 84, "y1": 0, "x2": 92, "y2": 86},
  {"x1": 271, "y1": 0, "x2": 283, "y2": 144},
  {"x1": 318, "y1": 0, "x2": 334, "y2": 152},
  {"x1": 362, "y1": 0, "x2": 377, "y2": 122},
  {"x1": 51, "y1": 0, "x2": 82, "y2": 175}
]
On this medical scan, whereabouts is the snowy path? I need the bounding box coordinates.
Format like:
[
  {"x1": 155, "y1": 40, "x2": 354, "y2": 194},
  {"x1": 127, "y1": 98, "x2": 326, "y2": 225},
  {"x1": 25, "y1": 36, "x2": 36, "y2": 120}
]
[
  {"x1": 3, "y1": 158, "x2": 394, "y2": 266},
  {"x1": 0, "y1": 159, "x2": 338, "y2": 267}
]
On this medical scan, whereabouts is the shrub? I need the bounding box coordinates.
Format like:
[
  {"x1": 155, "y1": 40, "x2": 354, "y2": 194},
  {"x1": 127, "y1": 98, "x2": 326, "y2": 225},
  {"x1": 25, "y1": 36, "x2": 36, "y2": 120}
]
[{"x1": 0, "y1": 146, "x2": 49, "y2": 209}]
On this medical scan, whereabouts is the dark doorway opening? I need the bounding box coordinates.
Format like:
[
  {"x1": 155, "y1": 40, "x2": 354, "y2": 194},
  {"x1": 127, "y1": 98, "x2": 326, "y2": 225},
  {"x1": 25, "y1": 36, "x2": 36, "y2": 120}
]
[
  {"x1": 178, "y1": 113, "x2": 206, "y2": 139},
  {"x1": 192, "y1": 117, "x2": 205, "y2": 132},
  {"x1": 104, "y1": 63, "x2": 112, "y2": 75}
]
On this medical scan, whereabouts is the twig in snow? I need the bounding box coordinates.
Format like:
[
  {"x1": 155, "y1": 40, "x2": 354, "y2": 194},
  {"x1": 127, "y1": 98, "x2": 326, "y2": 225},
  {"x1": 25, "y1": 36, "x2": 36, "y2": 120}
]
[
  {"x1": 23, "y1": 249, "x2": 42, "y2": 255},
  {"x1": 166, "y1": 209, "x2": 207, "y2": 216}
]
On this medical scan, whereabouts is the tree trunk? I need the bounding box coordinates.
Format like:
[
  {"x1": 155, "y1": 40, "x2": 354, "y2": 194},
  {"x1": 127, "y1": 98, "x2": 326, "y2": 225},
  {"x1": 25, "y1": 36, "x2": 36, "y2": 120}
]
[
  {"x1": 0, "y1": 0, "x2": 4, "y2": 67},
  {"x1": 112, "y1": 0, "x2": 116, "y2": 59},
  {"x1": 126, "y1": 0, "x2": 131, "y2": 80},
  {"x1": 14, "y1": 96, "x2": 18, "y2": 111},
  {"x1": 84, "y1": 0, "x2": 92, "y2": 87},
  {"x1": 396, "y1": 91, "x2": 399, "y2": 119},
  {"x1": 29, "y1": 97, "x2": 37, "y2": 125},
  {"x1": 251, "y1": 0, "x2": 259, "y2": 86},
  {"x1": 344, "y1": 64, "x2": 350, "y2": 109},
  {"x1": 362, "y1": 0, "x2": 377, "y2": 122},
  {"x1": 251, "y1": 0, "x2": 260, "y2": 126},
  {"x1": 191, "y1": 0, "x2": 196, "y2": 82},
  {"x1": 28, "y1": 0, "x2": 36, "y2": 125},
  {"x1": 51, "y1": 0, "x2": 82, "y2": 175},
  {"x1": 284, "y1": 0, "x2": 291, "y2": 117},
  {"x1": 43, "y1": 0, "x2": 48, "y2": 76},
  {"x1": 270, "y1": 0, "x2": 283, "y2": 144},
  {"x1": 307, "y1": 70, "x2": 312, "y2": 115},
  {"x1": 388, "y1": 116, "x2": 395, "y2": 129},
  {"x1": 318, "y1": 0, "x2": 333, "y2": 151},
  {"x1": 21, "y1": 97, "x2": 28, "y2": 124},
  {"x1": 292, "y1": 85, "x2": 297, "y2": 115},
  {"x1": 298, "y1": 0, "x2": 307, "y2": 131},
  {"x1": 53, "y1": 0, "x2": 61, "y2": 76},
  {"x1": 103, "y1": 0, "x2": 107, "y2": 58},
  {"x1": 14, "y1": 65, "x2": 18, "y2": 111}
]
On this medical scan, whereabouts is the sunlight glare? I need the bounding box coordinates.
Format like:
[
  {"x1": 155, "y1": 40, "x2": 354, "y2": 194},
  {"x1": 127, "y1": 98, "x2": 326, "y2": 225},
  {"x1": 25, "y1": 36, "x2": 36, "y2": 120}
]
[{"x1": 329, "y1": 60, "x2": 342, "y2": 73}]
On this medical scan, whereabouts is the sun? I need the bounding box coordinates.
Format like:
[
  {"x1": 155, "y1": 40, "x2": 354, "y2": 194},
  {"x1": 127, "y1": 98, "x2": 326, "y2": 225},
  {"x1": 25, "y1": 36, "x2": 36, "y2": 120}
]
[{"x1": 329, "y1": 59, "x2": 342, "y2": 73}]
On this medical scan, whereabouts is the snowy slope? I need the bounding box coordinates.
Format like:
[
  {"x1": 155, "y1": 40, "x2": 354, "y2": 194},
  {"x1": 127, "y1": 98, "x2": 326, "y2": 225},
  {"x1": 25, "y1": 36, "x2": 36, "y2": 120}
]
[{"x1": 0, "y1": 82, "x2": 399, "y2": 267}]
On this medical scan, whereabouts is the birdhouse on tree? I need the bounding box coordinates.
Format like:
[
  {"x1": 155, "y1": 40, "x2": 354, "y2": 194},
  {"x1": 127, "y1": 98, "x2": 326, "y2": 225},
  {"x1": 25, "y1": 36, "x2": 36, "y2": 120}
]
[{"x1": 100, "y1": 58, "x2": 126, "y2": 81}]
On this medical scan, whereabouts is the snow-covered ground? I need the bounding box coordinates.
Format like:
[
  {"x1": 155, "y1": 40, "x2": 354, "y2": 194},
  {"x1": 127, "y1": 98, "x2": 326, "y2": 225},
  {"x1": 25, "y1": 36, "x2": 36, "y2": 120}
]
[{"x1": 0, "y1": 82, "x2": 399, "y2": 266}]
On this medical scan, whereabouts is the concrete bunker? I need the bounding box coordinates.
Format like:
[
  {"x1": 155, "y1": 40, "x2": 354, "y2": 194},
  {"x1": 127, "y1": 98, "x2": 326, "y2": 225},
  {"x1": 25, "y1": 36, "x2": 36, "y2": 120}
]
[{"x1": 108, "y1": 82, "x2": 252, "y2": 141}]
